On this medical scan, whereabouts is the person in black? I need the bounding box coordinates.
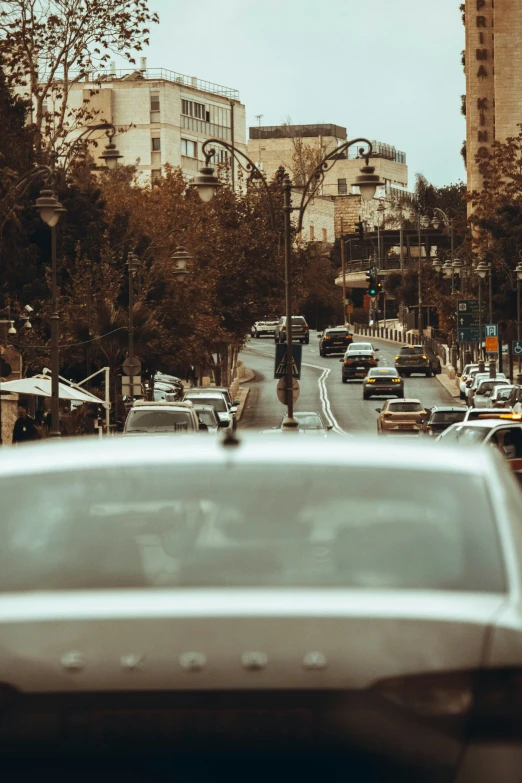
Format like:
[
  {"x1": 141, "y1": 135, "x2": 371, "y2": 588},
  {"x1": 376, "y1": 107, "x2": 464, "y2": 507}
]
[{"x1": 12, "y1": 405, "x2": 40, "y2": 444}]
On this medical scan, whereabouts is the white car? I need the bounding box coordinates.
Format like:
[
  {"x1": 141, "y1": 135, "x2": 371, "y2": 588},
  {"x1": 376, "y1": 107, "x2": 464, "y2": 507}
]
[
  {"x1": 1, "y1": 436, "x2": 522, "y2": 781},
  {"x1": 459, "y1": 364, "x2": 479, "y2": 400},
  {"x1": 123, "y1": 400, "x2": 201, "y2": 434},
  {"x1": 473, "y1": 378, "x2": 511, "y2": 408},
  {"x1": 251, "y1": 318, "x2": 278, "y2": 338},
  {"x1": 488, "y1": 384, "x2": 517, "y2": 409},
  {"x1": 183, "y1": 390, "x2": 236, "y2": 427},
  {"x1": 468, "y1": 372, "x2": 507, "y2": 406},
  {"x1": 346, "y1": 341, "x2": 379, "y2": 359}
]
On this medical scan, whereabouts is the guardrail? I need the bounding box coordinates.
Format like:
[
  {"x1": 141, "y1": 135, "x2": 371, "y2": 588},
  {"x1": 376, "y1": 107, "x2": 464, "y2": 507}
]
[{"x1": 352, "y1": 323, "x2": 448, "y2": 365}]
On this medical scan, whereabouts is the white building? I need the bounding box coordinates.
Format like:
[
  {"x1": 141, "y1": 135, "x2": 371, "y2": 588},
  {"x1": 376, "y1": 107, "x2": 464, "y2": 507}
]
[{"x1": 54, "y1": 62, "x2": 246, "y2": 184}]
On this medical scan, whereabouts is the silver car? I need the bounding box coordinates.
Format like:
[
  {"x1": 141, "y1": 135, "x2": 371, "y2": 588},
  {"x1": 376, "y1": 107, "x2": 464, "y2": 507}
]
[{"x1": 1, "y1": 436, "x2": 522, "y2": 781}]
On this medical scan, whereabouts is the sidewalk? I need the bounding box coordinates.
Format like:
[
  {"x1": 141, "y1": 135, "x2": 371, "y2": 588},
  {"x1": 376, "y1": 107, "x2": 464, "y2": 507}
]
[{"x1": 435, "y1": 372, "x2": 460, "y2": 398}]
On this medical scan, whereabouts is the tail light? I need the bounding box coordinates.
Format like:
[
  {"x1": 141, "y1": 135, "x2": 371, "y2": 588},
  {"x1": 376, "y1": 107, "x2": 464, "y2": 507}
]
[
  {"x1": 344, "y1": 360, "x2": 353, "y2": 366},
  {"x1": 304, "y1": 324, "x2": 308, "y2": 329},
  {"x1": 375, "y1": 669, "x2": 522, "y2": 736},
  {"x1": 382, "y1": 412, "x2": 392, "y2": 418}
]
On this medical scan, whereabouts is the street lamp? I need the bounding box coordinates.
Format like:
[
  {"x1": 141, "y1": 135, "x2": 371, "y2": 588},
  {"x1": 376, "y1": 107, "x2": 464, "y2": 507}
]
[
  {"x1": 98, "y1": 128, "x2": 123, "y2": 170},
  {"x1": 125, "y1": 252, "x2": 141, "y2": 405},
  {"x1": 34, "y1": 187, "x2": 65, "y2": 437},
  {"x1": 171, "y1": 245, "x2": 193, "y2": 283},
  {"x1": 191, "y1": 137, "x2": 380, "y2": 428},
  {"x1": 516, "y1": 260, "x2": 522, "y2": 370},
  {"x1": 432, "y1": 256, "x2": 443, "y2": 274}
]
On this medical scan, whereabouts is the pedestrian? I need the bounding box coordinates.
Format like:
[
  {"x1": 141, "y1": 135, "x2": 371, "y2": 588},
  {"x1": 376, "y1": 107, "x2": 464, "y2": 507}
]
[{"x1": 12, "y1": 404, "x2": 41, "y2": 444}]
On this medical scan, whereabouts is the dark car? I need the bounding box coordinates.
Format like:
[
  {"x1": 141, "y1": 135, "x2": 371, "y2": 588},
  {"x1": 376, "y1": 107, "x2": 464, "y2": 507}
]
[
  {"x1": 318, "y1": 327, "x2": 353, "y2": 356},
  {"x1": 394, "y1": 344, "x2": 442, "y2": 377},
  {"x1": 278, "y1": 410, "x2": 333, "y2": 435},
  {"x1": 363, "y1": 367, "x2": 404, "y2": 399},
  {"x1": 424, "y1": 406, "x2": 467, "y2": 437},
  {"x1": 341, "y1": 349, "x2": 378, "y2": 382},
  {"x1": 274, "y1": 315, "x2": 309, "y2": 344}
]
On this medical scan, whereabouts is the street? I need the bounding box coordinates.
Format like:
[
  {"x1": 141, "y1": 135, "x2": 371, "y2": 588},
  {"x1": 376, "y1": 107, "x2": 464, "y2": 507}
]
[{"x1": 239, "y1": 333, "x2": 463, "y2": 434}]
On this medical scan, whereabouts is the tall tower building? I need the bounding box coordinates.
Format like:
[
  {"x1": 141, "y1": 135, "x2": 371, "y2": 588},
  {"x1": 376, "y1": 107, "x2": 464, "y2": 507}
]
[{"x1": 465, "y1": 0, "x2": 522, "y2": 197}]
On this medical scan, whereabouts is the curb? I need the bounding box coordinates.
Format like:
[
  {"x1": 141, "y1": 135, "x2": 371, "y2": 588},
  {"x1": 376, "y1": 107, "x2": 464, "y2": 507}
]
[
  {"x1": 235, "y1": 386, "x2": 250, "y2": 422},
  {"x1": 238, "y1": 368, "x2": 256, "y2": 384},
  {"x1": 435, "y1": 372, "x2": 461, "y2": 398}
]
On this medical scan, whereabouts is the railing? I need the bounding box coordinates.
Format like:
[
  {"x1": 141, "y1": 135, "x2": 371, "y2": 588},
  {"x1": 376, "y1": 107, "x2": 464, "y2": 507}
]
[
  {"x1": 80, "y1": 67, "x2": 240, "y2": 99},
  {"x1": 342, "y1": 258, "x2": 417, "y2": 274}
]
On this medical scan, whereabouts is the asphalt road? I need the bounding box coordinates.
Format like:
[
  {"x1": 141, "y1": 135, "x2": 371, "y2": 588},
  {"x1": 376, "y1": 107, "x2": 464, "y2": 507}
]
[{"x1": 239, "y1": 332, "x2": 464, "y2": 435}]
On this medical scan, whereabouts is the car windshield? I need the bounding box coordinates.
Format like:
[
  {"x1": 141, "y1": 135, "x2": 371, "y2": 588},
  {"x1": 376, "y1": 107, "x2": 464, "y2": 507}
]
[
  {"x1": 125, "y1": 410, "x2": 193, "y2": 433},
  {"x1": 350, "y1": 344, "x2": 371, "y2": 351},
  {"x1": 431, "y1": 411, "x2": 467, "y2": 424},
  {"x1": 291, "y1": 317, "x2": 306, "y2": 324},
  {"x1": 0, "y1": 466, "x2": 504, "y2": 593},
  {"x1": 440, "y1": 425, "x2": 490, "y2": 444},
  {"x1": 497, "y1": 388, "x2": 512, "y2": 399},
  {"x1": 478, "y1": 381, "x2": 508, "y2": 394},
  {"x1": 326, "y1": 330, "x2": 348, "y2": 336},
  {"x1": 293, "y1": 413, "x2": 323, "y2": 429},
  {"x1": 388, "y1": 402, "x2": 423, "y2": 412},
  {"x1": 196, "y1": 411, "x2": 216, "y2": 427},
  {"x1": 186, "y1": 396, "x2": 227, "y2": 412},
  {"x1": 399, "y1": 347, "x2": 423, "y2": 356}
]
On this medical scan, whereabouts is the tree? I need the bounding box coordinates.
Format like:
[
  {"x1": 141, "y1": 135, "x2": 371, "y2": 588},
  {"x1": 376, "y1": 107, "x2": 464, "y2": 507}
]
[{"x1": 0, "y1": 0, "x2": 159, "y2": 153}]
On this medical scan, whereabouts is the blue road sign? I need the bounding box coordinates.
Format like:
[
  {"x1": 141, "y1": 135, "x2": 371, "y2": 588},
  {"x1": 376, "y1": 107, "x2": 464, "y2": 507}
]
[
  {"x1": 484, "y1": 324, "x2": 498, "y2": 337},
  {"x1": 457, "y1": 328, "x2": 481, "y2": 343},
  {"x1": 513, "y1": 341, "x2": 522, "y2": 356},
  {"x1": 274, "y1": 343, "x2": 302, "y2": 380}
]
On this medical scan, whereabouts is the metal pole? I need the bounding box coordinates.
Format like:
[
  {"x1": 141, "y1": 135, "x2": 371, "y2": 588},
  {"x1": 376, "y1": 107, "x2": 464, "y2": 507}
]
[
  {"x1": 86, "y1": 259, "x2": 92, "y2": 389},
  {"x1": 283, "y1": 177, "x2": 295, "y2": 424},
  {"x1": 489, "y1": 268, "x2": 493, "y2": 324},
  {"x1": 478, "y1": 276, "x2": 483, "y2": 360},
  {"x1": 518, "y1": 277, "x2": 521, "y2": 373},
  {"x1": 340, "y1": 215, "x2": 346, "y2": 326},
  {"x1": 399, "y1": 219, "x2": 404, "y2": 272},
  {"x1": 50, "y1": 225, "x2": 60, "y2": 437},
  {"x1": 128, "y1": 265, "x2": 135, "y2": 404},
  {"x1": 418, "y1": 219, "x2": 423, "y2": 334}
]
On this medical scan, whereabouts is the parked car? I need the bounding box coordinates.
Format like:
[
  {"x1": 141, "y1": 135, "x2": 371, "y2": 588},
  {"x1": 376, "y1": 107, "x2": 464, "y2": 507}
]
[
  {"x1": 438, "y1": 418, "x2": 522, "y2": 475},
  {"x1": 192, "y1": 403, "x2": 221, "y2": 433},
  {"x1": 318, "y1": 327, "x2": 353, "y2": 356},
  {"x1": 274, "y1": 315, "x2": 309, "y2": 344},
  {"x1": 458, "y1": 363, "x2": 479, "y2": 400},
  {"x1": 153, "y1": 381, "x2": 183, "y2": 402},
  {"x1": 362, "y1": 367, "x2": 404, "y2": 399},
  {"x1": 394, "y1": 345, "x2": 442, "y2": 377},
  {"x1": 251, "y1": 318, "x2": 278, "y2": 338},
  {"x1": 489, "y1": 384, "x2": 517, "y2": 408},
  {"x1": 183, "y1": 386, "x2": 238, "y2": 409},
  {"x1": 472, "y1": 377, "x2": 511, "y2": 408},
  {"x1": 2, "y1": 435, "x2": 522, "y2": 782},
  {"x1": 423, "y1": 406, "x2": 467, "y2": 437},
  {"x1": 376, "y1": 399, "x2": 428, "y2": 435},
  {"x1": 467, "y1": 372, "x2": 508, "y2": 406},
  {"x1": 183, "y1": 390, "x2": 237, "y2": 428},
  {"x1": 123, "y1": 400, "x2": 201, "y2": 435}
]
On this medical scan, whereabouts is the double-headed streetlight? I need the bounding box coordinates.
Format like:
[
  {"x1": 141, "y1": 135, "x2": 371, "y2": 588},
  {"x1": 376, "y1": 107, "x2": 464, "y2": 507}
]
[
  {"x1": 516, "y1": 260, "x2": 522, "y2": 372},
  {"x1": 191, "y1": 138, "x2": 383, "y2": 428}
]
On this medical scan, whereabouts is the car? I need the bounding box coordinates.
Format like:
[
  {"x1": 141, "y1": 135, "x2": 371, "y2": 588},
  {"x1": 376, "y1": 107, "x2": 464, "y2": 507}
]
[
  {"x1": 153, "y1": 380, "x2": 183, "y2": 402},
  {"x1": 507, "y1": 385, "x2": 522, "y2": 415},
  {"x1": 376, "y1": 398, "x2": 428, "y2": 435},
  {"x1": 489, "y1": 384, "x2": 517, "y2": 408},
  {"x1": 423, "y1": 405, "x2": 467, "y2": 437},
  {"x1": 462, "y1": 408, "x2": 512, "y2": 423},
  {"x1": 472, "y1": 377, "x2": 511, "y2": 408},
  {"x1": 192, "y1": 403, "x2": 221, "y2": 433},
  {"x1": 341, "y1": 348, "x2": 378, "y2": 382},
  {"x1": 183, "y1": 386, "x2": 238, "y2": 409},
  {"x1": 468, "y1": 372, "x2": 508, "y2": 406},
  {"x1": 251, "y1": 318, "x2": 278, "y2": 338},
  {"x1": 362, "y1": 367, "x2": 404, "y2": 399},
  {"x1": 2, "y1": 436, "x2": 522, "y2": 782},
  {"x1": 123, "y1": 400, "x2": 202, "y2": 434},
  {"x1": 346, "y1": 341, "x2": 379, "y2": 359},
  {"x1": 278, "y1": 410, "x2": 333, "y2": 434},
  {"x1": 183, "y1": 390, "x2": 236, "y2": 428},
  {"x1": 394, "y1": 344, "x2": 442, "y2": 377},
  {"x1": 318, "y1": 327, "x2": 353, "y2": 356},
  {"x1": 274, "y1": 315, "x2": 309, "y2": 344},
  {"x1": 437, "y1": 418, "x2": 522, "y2": 472},
  {"x1": 458, "y1": 363, "x2": 479, "y2": 400}
]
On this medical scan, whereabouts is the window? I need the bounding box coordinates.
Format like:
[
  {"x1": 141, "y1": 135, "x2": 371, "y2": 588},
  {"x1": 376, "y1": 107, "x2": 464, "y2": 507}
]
[
  {"x1": 181, "y1": 138, "x2": 197, "y2": 158},
  {"x1": 151, "y1": 169, "x2": 162, "y2": 183},
  {"x1": 181, "y1": 99, "x2": 190, "y2": 116},
  {"x1": 322, "y1": 228, "x2": 327, "y2": 242},
  {"x1": 151, "y1": 137, "x2": 161, "y2": 151},
  {"x1": 310, "y1": 225, "x2": 315, "y2": 241},
  {"x1": 150, "y1": 93, "x2": 160, "y2": 113},
  {"x1": 181, "y1": 99, "x2": 206, "y2": 119},
  {"x1": 338, "y1": 178, "x2": 347, "y2": 195}
]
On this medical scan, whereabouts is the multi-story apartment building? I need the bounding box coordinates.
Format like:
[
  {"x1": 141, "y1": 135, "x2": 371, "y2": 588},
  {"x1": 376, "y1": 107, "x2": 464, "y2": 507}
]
[
  {"x1": 55, "y1": 61, "x2": 246, "y2": 184},
  {"x1": 247, "y1": 123, "x2": 408, "y2": 202}
]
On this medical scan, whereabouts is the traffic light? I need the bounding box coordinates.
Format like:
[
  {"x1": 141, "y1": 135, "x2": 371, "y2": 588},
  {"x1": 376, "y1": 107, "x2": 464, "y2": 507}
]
[
  {"x1": 366, "y1": 268, "x2": 379, "y2": 297},
  {"x1": 357, "y1": 221, "x2": 365, "y2": 241}
]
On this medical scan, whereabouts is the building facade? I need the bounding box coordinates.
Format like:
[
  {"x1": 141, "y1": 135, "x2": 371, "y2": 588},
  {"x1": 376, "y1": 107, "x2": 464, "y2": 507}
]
[
  {"x1": 55, "y1": 64, "x2": 246, "y2": 183},
  {"x1": 465, "y1": 0, "x2": 522, "y2": 196}
]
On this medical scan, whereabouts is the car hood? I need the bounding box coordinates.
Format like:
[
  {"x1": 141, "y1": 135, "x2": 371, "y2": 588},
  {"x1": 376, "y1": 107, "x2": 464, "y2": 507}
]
[{"x1": 0, "y1": 590, "x2": 505, "y2": 693}]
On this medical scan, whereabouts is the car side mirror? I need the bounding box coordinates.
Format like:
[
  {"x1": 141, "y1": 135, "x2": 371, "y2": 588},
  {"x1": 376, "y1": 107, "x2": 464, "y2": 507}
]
[
  {"x1": 339, "y1": 359, "x2": 344, "y2": 363},
  {"x1": 375, "y1": 408, "x2": 382, "y2": 413},
  {"x1": 233, "y1": 399, "x2": 240, "y2": 407},
  {"x1": 375, "y1": 348, "x2": 380, "y2": 351},
  {"x1": 198, "y1": 421, "x2": 209, "y2": 431},
  {"x1": 456, "y1": 372, "x2": 462, "y2": 378},
  {"x1": 317, "y1": 334, "x2": 322, "y2": 338},
  {"x1": 327, "y1": 425, "x2": 333, "y2": 430},
  {"x1": 216, "y1": 414, "x2": 228, "y2": 428}
]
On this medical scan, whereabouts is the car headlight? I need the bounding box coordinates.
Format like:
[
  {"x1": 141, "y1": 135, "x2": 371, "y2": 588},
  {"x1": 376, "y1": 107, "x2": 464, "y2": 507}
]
[
  {"x1": 392, "y1": 379, "x2": 401, "y2": 383},
  {"x1": 366, "y1": 379, "x2": 376, "y2": 383}
]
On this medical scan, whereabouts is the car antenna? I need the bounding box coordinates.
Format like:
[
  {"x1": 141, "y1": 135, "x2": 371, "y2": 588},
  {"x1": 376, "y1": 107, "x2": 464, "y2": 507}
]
[{"x1": 221, "y1": 417, "x2": 240, "y2": 447}]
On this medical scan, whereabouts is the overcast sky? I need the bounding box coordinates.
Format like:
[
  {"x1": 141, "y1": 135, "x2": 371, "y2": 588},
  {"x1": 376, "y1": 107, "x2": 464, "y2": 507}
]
[{"x1": 145, "y1": 0, "x2": 466, "y2": 189}]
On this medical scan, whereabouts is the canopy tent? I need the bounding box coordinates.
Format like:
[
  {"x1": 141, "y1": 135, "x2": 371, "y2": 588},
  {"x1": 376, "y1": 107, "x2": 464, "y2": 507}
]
[{"x1": 0, "y1": 375, "x2": 103, "y2": 404}]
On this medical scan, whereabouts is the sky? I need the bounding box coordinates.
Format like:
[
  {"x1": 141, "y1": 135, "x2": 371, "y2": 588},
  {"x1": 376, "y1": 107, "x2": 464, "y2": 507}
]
[{"x1": 142, "y1": 0, "x2": 466, "y2": 189}]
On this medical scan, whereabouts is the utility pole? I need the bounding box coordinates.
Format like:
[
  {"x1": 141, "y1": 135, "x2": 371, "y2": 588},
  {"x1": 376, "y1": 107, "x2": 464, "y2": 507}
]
[{"x1": 340, "y1": 215, "x2": 346, "y2": 326}]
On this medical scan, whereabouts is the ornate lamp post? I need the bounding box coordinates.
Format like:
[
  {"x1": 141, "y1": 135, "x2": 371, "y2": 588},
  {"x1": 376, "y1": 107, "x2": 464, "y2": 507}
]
[
  {"x1": 516, "y1": 261, "x2": 522, "y2": 372},
  {"x1": 191, "y1": 137, "x2": 382, "y2": 428}
]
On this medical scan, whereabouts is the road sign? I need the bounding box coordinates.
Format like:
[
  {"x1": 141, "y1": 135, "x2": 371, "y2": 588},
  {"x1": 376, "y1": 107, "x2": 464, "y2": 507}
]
[
  {"x1": 457, "y1": 328, "x2": 481, "y2": 343},
  {"x1": 363, "y1": 294, "x2": 371, "y2": 309},
  {"x1": 513, "y1": 341, "x2": 522, "y2": 356},
  {"x1": 345, "y1": 304, "x2": 354, "y2": 315},
  {"x1": 276, "y1": 377, "x2": 299, "y2": 405},
  {"x1": 457, "y1": 299, "x2": 480, "y2": 330},
  {"x1": 122, "y1": 376, "x2": 142, "y2": 396},
  {"x1": 484, "y1": 324, "x2": 498, "y2": 337},
  {"x1": 458, "y1": 299, "x2": 480, "y2": 314},
  {"x1": 485, "y1": 336, "x2": 499, "y2": 354},
  {"x1": 123, "y1": 356, "x2": 142, "y2": 376},
  {"x1": 274, "y1": 343, "x2": 302, "y2": 380}
]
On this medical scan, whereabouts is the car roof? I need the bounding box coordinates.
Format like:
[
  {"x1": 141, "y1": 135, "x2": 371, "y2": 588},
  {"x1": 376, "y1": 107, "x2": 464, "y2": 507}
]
[
  {"x1": 191, "y1": 404, "x2": 217, "y2": 411},
  {"x1": 388, "y1": 398, "x2": 422, "y2": 404},
  {"x1": 454, "y1": 418, "x2": 522, "y2": 429},
  {"x1": 184, "y1": 391, "x2": 226, "y2": 398},
  {"x1": 369, "y1": 367, "x2": 397, "y2": 373},
  {"x1": 131, "y1": 400, "x2": 193, "y2": 409},
  {"x1": 400, "y1": 344, "x2": 423, "y2": 349},
  {"x1": 0, "y1": 435, "x2": 497, "y2": 480},
  {"x1": 187, "y1": 387, "x2": 228, "y2": 393},
  {"x1": 430, "y1": 406, "x2": 465, "y2": 412}
]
